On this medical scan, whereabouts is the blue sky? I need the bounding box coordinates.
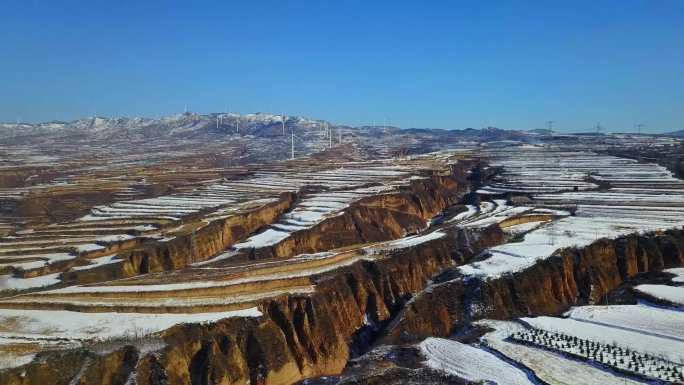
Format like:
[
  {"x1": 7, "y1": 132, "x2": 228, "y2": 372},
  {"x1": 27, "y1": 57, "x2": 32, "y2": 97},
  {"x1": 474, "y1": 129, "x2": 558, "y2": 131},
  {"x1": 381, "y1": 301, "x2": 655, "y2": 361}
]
[{"x1": 1, "y1": 1, "x2": 682, "y2": 132}]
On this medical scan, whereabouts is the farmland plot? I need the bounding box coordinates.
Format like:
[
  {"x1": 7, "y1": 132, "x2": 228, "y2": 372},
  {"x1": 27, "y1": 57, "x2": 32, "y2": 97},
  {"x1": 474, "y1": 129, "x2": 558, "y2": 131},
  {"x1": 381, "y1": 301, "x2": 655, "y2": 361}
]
[{"x1": 0, "y1": 150, "x2": 468, "y2": 367}]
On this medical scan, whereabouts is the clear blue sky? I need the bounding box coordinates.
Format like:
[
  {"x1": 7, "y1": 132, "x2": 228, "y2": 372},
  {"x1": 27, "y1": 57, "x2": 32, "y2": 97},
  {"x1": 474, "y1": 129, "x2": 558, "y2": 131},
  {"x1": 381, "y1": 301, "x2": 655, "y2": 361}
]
[{"x1": 1, "y1": 1, "x2": 682, "y2": 132}]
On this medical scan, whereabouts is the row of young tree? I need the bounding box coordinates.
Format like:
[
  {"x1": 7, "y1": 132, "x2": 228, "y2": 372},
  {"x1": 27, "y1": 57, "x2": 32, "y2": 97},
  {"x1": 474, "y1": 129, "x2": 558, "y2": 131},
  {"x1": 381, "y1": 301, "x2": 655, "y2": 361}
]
[{"x1": 510, "y1": 327, "x2": 684, "y2": 383}]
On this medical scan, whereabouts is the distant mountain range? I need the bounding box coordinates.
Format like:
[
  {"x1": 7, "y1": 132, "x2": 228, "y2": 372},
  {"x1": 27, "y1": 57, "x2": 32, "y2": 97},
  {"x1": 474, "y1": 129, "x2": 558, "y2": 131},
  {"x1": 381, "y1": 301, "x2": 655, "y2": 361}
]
[
  {"x1": 3, "y1": 112, "x2": 680, "y2": 144},
  {"x1": 0, "y1": 112, "x2": 325, "y2": 141},
  {"x1": 0, "y1": 112, "x2": 532, "y2": 143}
]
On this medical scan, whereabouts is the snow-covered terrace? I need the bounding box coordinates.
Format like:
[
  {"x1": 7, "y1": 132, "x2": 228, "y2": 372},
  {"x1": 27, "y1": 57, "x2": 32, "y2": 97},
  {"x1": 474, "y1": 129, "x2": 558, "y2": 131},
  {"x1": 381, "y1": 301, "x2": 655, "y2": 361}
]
[{"x1": 463, "y1": 147, "x2": 684, "y2": 279}]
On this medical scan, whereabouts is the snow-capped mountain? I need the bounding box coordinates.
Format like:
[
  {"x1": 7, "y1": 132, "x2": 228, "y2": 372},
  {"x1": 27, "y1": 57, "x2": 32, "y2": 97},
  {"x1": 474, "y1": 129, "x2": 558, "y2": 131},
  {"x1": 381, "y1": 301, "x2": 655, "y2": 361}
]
[{"x1": 0, "y1": 112, "x2": 330, "y2": 141}]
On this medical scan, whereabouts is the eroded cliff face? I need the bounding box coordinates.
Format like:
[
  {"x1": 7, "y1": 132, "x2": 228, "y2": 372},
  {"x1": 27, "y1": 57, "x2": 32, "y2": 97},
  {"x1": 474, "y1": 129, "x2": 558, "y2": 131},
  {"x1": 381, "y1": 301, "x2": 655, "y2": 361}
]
[
  {"x1": 245, "y1": 175, "x2": 468, "y2": 261},
  {"x1": 133, "y1": 226, "x2": 502, "y2": 385},
  {"x1": 4, "y1": 226, "x2": 684, "y2": 385},
  {"x1": 61, "y1": 193, "x2": 297, "y2": 285},
  {"x1": 0, "y1": 224, "x2": 502, "y2": 385},
  {"x1": 6, "y1": 159, "x2": 683, "y2": 385},
  {"x1": 387, "y1": 229, "x2": 684, "y2": 343}
]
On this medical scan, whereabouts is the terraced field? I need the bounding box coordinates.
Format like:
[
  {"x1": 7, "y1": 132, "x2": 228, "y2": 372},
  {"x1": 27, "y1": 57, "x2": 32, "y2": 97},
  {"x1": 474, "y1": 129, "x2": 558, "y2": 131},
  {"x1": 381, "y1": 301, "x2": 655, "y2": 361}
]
[
  {"x1": 466, "y1": 147, "x2": 684, "y2": 278},
  {"x1": 3, "y1": 134, "x2": 684, "y2": 385},
  {"x1": 398, "y1": 145, "x2": 684, "y2": 385},
  {"x1": 0, "y1": 148, "x2": 485, "y2": 376}
]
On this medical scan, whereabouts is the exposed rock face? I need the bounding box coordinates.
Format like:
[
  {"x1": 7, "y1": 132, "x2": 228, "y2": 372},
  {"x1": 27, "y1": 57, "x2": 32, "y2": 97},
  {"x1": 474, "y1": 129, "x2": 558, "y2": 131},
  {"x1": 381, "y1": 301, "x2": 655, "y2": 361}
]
[
  {"x1": 387, "y1": 229, "x2": 684, "y2": 343},
  {"x1": 5, "y1": 159, "x2": 684, "y2": 385},
  {"x1": 4, "y1": 227, "x2": 684, "y2": 385},
  {"x1": 128, "y1": 227, "x2": 500, "y2": 385},
  {"x1": 0, "y1": 350, "x2": 93, "y2": 385},
  {"x1": 62, "y1": 193, "x2": 297, "y2": 285},
  {"x1": 246, "y1": 175, "x2": 469, "y2": 261},
  {"x1": 0, "y1": 224, "x2": 501, "y2": 385}
]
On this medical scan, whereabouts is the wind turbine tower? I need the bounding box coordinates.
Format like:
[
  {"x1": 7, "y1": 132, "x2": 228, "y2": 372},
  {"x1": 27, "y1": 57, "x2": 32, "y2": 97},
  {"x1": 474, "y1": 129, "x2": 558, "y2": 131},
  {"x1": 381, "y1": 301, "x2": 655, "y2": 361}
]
[
  {"x1": 291, "y1": 128, "x2": 295, "y2": 160},
  {"x1": 595, "y1": 122, "x2": 603, "y2": 135},
  {"x1": 281, "y1": 114, "x2": 286, "y2": 136}
]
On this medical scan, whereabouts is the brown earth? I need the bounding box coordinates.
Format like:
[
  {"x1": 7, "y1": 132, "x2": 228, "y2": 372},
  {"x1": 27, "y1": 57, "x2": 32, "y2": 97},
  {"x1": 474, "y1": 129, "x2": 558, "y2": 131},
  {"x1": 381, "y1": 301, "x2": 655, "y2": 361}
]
[
  {"x1": 60, "y1": 193, "x2": 297, "y2": 286},
  {"x1": 386, "y1": 228, "x2": 684, "y2": 343},
  {"x1": 2, "y1": 225, "x2": 683, "y2": 385},
  {"x1": 4, "y1": 160, "x2": 683, "y2": 385},
  {"x1": 0, "y1": 225, "x2": 502, "y2": 385}
]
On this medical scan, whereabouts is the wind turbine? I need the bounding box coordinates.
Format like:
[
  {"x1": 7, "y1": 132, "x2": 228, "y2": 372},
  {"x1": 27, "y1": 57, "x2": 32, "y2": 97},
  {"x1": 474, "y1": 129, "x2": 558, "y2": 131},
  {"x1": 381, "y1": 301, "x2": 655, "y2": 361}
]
[
  {"x1": 291, "y1": 128, "x2": 295, "y2": 159},
  {"x1": 594, "y1": 122, "x2": 603, "y2": 135},
  {"x1": 635, "y1": 123, "x2": 645, "y2": 135},
  {"x1": 281, "y1": 114, "x2": 286, "y2": 136}
]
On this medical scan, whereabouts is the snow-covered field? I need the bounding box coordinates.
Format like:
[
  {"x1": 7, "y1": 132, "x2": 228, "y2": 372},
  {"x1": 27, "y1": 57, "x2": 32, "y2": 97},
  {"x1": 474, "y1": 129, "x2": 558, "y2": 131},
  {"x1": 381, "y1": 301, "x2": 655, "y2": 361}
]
[
  {"x1": 634, "y1": 284, "x2": 684, "y2": 305},
  {"x1": 0, "y1": 160, "x2": 425, "y2": 292},
  {"x1": 0, "y1": 307, "x2": 261, "y2": 342},
  {"x1": 566, "y1": 304, "x2": 684, "y2": 342},
  {"x1": 0, "y1": 152, "x2": 461, "y2": 364},
  {"x1": 436, "y1": 147, "x2": 684, "y2": 383},
  {"x1": 419, "y1": 337, "x2": 535, "y2": 385},
  {"x1": 461, "y1": 301, "x2": 684, "y2": 382},
  {"x1": 459, "y1": 147, "x2": 684, "y2": 279},
  {"x1": 478, "y1": 320, "x2": 647, "y2": 385},
  {"x1": 235, "y1": 185, "x2": 398, "y2": 249},
  {"x1": 665, "y1": 267, "x2": 684, "y2": 283},
  {"x1": 366, "y1": 230, "x2": 445, "y2": 253},
  {"x1": 0, "y1": 273, "x2": 62, "y2": 290},
  {"x1": 470, "y1": 282, "x2": 684, "y2": 383},
  {"x1": 510, "y1": 325, "x2": 683, "y2": 383},
  {"x1": 521, "y1": 315, "x2": 684, "y2": 363}
]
